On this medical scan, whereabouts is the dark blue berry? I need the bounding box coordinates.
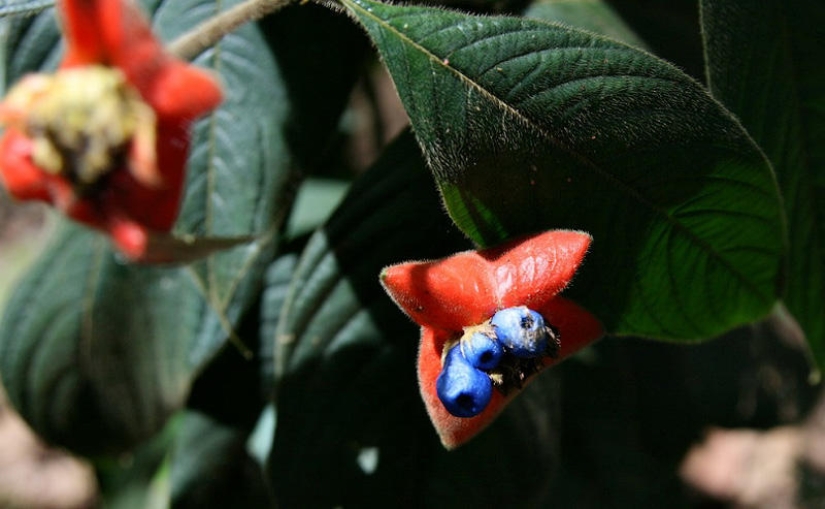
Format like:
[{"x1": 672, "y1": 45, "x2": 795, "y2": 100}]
[
  {"x1": 490, "y1": 306, "x2": 549, "y2": 357},
  {"x1": 461, "y1": 331, "x2": 504, "y2": 370},
  {"x1": 436, "y1": 344, "x2": 493, "y2": 417}
]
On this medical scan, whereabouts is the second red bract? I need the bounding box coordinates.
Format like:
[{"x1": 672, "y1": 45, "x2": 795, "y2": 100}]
[
  {"x1": 381, "y1": 230, "x2": 604, "y2": 448},
  {"x1": 0, "y1": 0, "x2": 222, "y2": 260}
]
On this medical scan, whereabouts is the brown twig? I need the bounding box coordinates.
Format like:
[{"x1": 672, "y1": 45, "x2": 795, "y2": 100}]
[{"x1": 167, "y1": 0, "x2": 296, "y2": 61}]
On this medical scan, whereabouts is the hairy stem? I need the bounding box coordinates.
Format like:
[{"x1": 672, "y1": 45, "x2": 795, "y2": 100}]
[{"x1": 167, "y1": 0, "x2": 296, "y2": 60}]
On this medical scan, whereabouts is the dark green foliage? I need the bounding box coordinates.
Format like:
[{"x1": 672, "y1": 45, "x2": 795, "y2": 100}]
[
  {"x1": 0, "y1": 0, "x2": 822, "y2": 507},
  {"x1": 701, "y1": 0, "x2": 825, "y2": 374}
]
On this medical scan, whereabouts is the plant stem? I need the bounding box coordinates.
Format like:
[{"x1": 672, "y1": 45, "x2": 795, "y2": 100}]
[{"x1": 167, "y1": 0, "x2": 296, "y2": 61}]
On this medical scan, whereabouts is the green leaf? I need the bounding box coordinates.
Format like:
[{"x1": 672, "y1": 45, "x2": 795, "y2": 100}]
[
  {"x1": 0, "y1": 224, "x2": 206, "y2": 453},
  {"x1": 524, "y1": 0, "x2": 648, "y2": 48},
  {"x1": 170, "y1": 411, "x2": 274, "y2": 509},
  {"x1": 168, "y1": 301, "x2": 271, "y2": 508},
  {"x1": 260, "y1": 251, "x2": 301, "y2": 396},
  {"x1": 284, "y1": 178, "x2": 350, "y2": 239},
  {"x1": 0, "y1": 0, "x2": 290, "y2": 454},
  {"x1": 701, "y1": 1, "x2": 825, "y2": 373},
  {"x1": 0, "y1": 0, "x2": 53, "y2": 18},
  {"x1": 160, "y1": 0, "x2": 288, "y2": 342},
  {"x1": 267, "y1": 132, "x2": 560, "y2": 507},
  {"x1": 96, "y1": 416, "x2": 177, "y2": 509},
  {"x1": 184, "y1": 318, "x2": 266, "y2": 432},
  {"x1": 0, "y1": 2, "x2": 61, "y2": 90},
  {"x1": 341, "y1": 0, "x2": 785, "y2": 340}
]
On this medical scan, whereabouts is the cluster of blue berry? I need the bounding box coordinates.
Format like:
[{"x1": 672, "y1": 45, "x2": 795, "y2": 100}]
[{"x1": 436, "y1": 306, "x2": 561, "y2": 418}]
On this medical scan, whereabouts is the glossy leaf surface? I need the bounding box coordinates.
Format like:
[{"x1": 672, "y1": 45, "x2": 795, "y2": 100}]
[{"x1": 343, "y1": 0, "x2": 785, "y2": 340}]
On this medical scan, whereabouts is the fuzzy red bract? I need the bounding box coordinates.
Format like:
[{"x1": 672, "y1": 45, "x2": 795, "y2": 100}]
[
  {"x1": 381, "y1": 230, "x2": 604, "y2": 449},
  {"x1": 0, "y1": 0, "x2": 222, "y2": 261}
]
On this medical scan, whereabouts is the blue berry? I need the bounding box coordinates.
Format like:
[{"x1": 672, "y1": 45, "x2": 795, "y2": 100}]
[
  {"x1": 490, "y1": 306, "x2": 549, "y2": 357},
  {"x1": 461, "y1": 331, "x2": 504, "y2": 370},
  {"x1": 436, "y1": 344, "x2": 493, "y2": 417}
]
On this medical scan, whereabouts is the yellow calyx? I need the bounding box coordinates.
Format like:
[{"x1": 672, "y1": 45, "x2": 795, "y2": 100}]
[{"x1": 0, "y1": 66, "x2": 157, "y2": 192}]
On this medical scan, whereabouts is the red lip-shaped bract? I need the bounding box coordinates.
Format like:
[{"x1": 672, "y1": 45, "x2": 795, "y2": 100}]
[
  {"x1": 381, "y1": 230, "x2": 604, "y2": 449},
  {"x1": 0, "y1": 0, "x2": 222, "y2": 261}
]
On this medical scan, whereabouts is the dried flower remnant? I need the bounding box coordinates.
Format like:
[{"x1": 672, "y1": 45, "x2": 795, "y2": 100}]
[
  {"x1": 0, "y1": 0, "x2": 222, "y2": 261},
  {"x1": 381, "y1": 230, "x2": 604, "y2": 449}
]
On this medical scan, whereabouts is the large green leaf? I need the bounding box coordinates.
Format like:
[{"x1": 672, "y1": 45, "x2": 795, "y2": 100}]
[
  {"x1": 0, "y1": 0, "x2": 289, "y2": 454},
  {"x1": 340, "y1": 0, "x2": 784, "y2": 340},
  {"x1": 0, "y1": 224, "x2": 203, "y2": 453},
  {"x1": 701, "y1": 1, "x2": 825, "y2": 373}
]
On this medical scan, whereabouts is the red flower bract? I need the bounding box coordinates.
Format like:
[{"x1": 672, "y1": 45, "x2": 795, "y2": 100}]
[
  {"x1": 0, "y1": 0, "x2": 222, "y2": 261},
  {"x1": 381, "y1": 230, "x2": 604, "y2": 449}
]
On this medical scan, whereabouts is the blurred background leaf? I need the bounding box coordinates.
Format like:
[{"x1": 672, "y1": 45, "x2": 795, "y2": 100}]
[
  {"x1": 0, "y1": 0, "x2": 291, "y2": 454},
  {"x1": 169, "y1": 410, "x2": 275, "y2": 509},
  {"x1": 701, "y1": 0, "x2": 825, "y2": 375},
  {"x1": 0, "y1": 225, "x2": 208, "y2": 453},
  {"x1": 0, "y1": 1, "x2": 53, "y2": 20}
]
